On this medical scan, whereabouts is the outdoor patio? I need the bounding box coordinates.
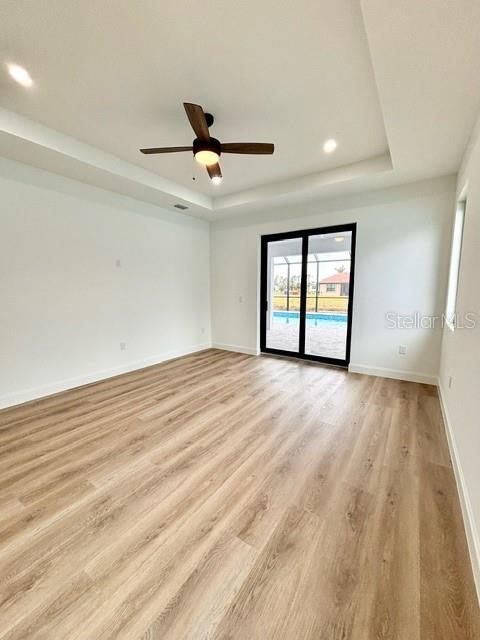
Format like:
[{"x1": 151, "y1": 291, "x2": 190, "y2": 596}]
[{"x1": 266, "y1": 321, "x2": 347, "y2": 359}]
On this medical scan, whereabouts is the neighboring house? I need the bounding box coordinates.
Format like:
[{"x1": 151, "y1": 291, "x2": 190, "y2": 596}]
[{"x1": 318, "y1": 272, "x2": 350, "y2": 296}]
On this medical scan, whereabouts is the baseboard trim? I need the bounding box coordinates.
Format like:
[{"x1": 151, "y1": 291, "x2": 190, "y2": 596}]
[
  {"x1": 212, "y1": 342, "x2": 259, "y2": 356},
  {"x1": 0, "y1": 343, "x2": 212, "y2": 410},
  {"x1": 437, "y1": 381, "x2": 480, "y2": 604},
  {"x1": 348, "y1": 363, "x2": 437, "y2": 385}
]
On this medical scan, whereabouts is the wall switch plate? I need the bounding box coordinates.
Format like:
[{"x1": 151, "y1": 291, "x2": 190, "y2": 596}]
[
  {"x1": 239, "y1": 296, "x2": 243, "y2": 303},
  {"x1": 398, "y1": 345, "x2": 407, "y2": 355},
  {"x1": 115, "y1": 259, "x2": 122, "y2": 268},
  {"x1": 448, "y1": 376, "x2": 453, "y2": 389},
  {"x1": 120, "y1": 342, "x2": 126, "y2": 351}
]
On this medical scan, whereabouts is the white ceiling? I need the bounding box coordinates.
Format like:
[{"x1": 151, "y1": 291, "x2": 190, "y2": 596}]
[
  {"x1": 1, "y1": 0, "x2": 480, "y2": 219},
  {"x1": 361, "y1": 0, "x2": 480, "y2": 179}
]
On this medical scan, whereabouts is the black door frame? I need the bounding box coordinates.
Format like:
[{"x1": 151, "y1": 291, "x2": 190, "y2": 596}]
[{"x1": 260, "y1": 222, "x2": 356, "y2": 368}]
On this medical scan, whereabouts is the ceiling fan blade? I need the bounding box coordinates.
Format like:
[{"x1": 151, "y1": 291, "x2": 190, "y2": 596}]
[
  {"x1": 207, "y1": 162, "x2": 222, "y2": 180},
  {"x1": 183, "y1": 103, "x2": 210, "y2": 141},
  {"x1": 140, "y1": 146, "x2": 192, "y2": 154},
  {"x1": 221, "y1": 142, "x2": 274, "y2": 155}
]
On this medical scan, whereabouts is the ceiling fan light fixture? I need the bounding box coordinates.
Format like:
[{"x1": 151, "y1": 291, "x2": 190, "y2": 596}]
[
  {"x1": 195, "y1": 149, "x2": 220, "y2": 166},
  {"x1": 193, "y1": 137, "x2": 221, "y2": 166}
]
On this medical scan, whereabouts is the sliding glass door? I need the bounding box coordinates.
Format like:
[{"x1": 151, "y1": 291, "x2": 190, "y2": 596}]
[
  {"x1": 260, "y1": 224, "x2": 356, "y2": 367},
  {"x1": 264, "y1": 236, "x2": 303, "y2": 353}
]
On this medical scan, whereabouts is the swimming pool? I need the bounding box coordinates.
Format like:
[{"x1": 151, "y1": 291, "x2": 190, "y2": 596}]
[{"x1": 272, "y1": 311, "x2": 347, "y2": 326}]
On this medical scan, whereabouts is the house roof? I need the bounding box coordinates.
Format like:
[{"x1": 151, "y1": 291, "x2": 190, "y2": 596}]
[{"x1": 319, "y1": 272, "x2": 350, "y2": 284}]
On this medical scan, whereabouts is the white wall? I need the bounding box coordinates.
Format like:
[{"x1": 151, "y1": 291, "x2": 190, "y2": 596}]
[
  {"x1": 439, "y1": 115, "x2": 480, "y2": 597},
  {"x1": 211, "y1": 176, "x2": 455, "y2": 383},
  {"x1": 0, "y1": 157, "x2": 211, "y2": 409}
]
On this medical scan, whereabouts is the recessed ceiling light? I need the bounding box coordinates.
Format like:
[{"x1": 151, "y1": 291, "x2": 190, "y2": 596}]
[
  {"x1": 211, "y1": 176, "x2": 222, "y2": 186},
  {"x1": 334, "y1": 236, "x2": 344, "y2": 242},
  {"x1": 7, "y1": 63, "x2": 33, "y2": 88},
  {"x1": 323, "y1": 138, "x2": 337, "y2": 153}
]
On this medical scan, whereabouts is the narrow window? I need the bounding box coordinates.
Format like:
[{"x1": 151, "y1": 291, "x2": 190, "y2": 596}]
[{"x1": 445, "y1": 200, "x2": 466, "y2": 329}]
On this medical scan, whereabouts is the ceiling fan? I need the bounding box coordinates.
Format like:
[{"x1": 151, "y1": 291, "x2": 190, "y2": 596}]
[{"x1": 140, "y1": 102, "x2": 274, "y2": 184}]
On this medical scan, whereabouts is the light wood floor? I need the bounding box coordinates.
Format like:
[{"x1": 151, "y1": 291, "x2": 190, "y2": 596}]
[{"x1": 0, "y1": 349, "x2": 479, "y2": 639}]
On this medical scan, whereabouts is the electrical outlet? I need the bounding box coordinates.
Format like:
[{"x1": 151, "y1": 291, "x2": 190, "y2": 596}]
[
  {"x1": 120, "y1": 342, "x2": 126, "y2": 351},
  {"x1": 398, "y1": 345, "x2": 407, "y2": 355},
  {"x1": 448, "y1": 376, "x2": 453, "y2": 389}
]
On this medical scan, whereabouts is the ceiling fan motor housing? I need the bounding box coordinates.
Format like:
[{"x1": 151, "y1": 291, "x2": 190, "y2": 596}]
[
  {"x1": 193, "y1": 137, "x2": 221, "y2": 158},
  {"x1": 204, "y1": 112, "x2": 214, "y2": 127}
]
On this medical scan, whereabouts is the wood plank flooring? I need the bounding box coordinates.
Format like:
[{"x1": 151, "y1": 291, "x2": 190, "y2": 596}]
[{"x1": 0, "y1": 348, "x2": 478, "y2": 639}]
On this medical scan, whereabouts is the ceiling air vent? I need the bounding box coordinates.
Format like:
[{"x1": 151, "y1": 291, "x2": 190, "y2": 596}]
[{"x1": 174, "y1": 203, "x2": 188, "y2": 210}]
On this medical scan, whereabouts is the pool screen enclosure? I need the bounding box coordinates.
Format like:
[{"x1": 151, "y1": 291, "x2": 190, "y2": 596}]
[{"x1": 260, "y1": 223, "x2": 356, "y2": 367}]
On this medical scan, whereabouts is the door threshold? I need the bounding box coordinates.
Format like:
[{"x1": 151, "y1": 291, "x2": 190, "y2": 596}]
[{"x1": 259, "y1": 351, "x2": 348, "y2": 370}]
